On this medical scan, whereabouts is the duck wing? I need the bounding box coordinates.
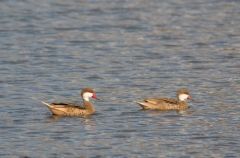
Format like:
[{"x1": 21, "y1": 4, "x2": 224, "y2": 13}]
[
  {"x1": 144, "y1": 98, "x2": 178, "y2": 105},
  {"x1": 51, "y1": 102, "x2": 85, "y2": 109},
  {"x1": 137, "y1": 98, "x2": 178, "y2": 110},
  {"x1": 48, "y1": 102, "x2": 87, "y2": 116}
]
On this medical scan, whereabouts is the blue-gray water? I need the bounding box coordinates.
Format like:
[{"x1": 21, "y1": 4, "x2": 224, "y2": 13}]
[{"x1": 0, "y1": 0, "x2": 240, "y2": 157}]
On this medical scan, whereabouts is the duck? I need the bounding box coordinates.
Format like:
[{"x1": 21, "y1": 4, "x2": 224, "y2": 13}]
[
  {"x1": 41, "y1": 88, "x2": 99, "y2": 117},
  {"x1": 136, "y1": 88, "x2": 192, "y2": 111}
]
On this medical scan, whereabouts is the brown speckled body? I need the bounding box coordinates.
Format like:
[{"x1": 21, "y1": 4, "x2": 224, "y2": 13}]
[
  {"x1": 137, "y1": 98, "x2": 188, "y2": 110},
  {"x1": 136, "y1": 88, "x2": 191, "y2": 111},
  {"x1": 46, "y1": 101, "x2": 95, "y2": 116}
]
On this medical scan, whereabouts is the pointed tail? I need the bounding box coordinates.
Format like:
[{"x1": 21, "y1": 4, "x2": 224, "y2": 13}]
[
  {"x1": 41, "y1": 101, "x2": 52, "y2": 108},
  {"x1": 136, "y1": 101, "x2": 146, "y2": 109}
]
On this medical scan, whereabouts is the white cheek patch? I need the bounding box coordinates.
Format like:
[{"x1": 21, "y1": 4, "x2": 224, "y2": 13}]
[
  {"x1": 83, "y1": 92, "x2": 93, "y2": 101},
  {"x1": 179, "y1": 94, "x2": 189, "y2": 101}
]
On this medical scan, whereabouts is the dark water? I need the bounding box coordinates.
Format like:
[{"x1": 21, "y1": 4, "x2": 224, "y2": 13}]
[{"x1": 0, "y1": 0, "x2": 239, "y2": 157}]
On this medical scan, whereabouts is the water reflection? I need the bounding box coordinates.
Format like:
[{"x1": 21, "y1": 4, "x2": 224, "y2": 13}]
[{"x1": 46, "y1": 114, "x2": 97, "y2": 127}]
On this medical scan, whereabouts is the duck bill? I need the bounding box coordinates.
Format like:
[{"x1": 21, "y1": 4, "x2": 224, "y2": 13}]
[
  {"x1": 188, "y1": 95, "x2": 196, "y2": 102},
  {"x1": 188, "y1": 95, "x2": 192, "y2": 100},
  {"x1": 92, "y1": 93, "x2": 101, "y2": 100}
]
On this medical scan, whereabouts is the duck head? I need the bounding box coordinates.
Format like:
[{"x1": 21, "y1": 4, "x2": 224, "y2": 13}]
[
  {"x1": 81, "y1": 88, "x2": 99, "y2": 101},
  {"x1": 177, "y1": 88, "x2": 192, "y2": 101}
]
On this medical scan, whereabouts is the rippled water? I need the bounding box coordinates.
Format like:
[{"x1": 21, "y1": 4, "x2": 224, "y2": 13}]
[{"x1": 0, "y1": 0, "x2": 239, "y2": 157}]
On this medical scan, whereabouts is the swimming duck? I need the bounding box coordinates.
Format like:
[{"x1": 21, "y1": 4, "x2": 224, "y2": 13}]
[
  {"x1": 41, "y1": 88, "x2": 99, "y2": 116},
  {"x1": 136, "y1": 88, "x2": 192, "y2": 110}
]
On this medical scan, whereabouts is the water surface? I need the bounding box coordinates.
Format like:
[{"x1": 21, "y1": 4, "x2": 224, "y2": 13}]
[{"x1": 0, "y1": 0, "x2": 239, "y2": 157}]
